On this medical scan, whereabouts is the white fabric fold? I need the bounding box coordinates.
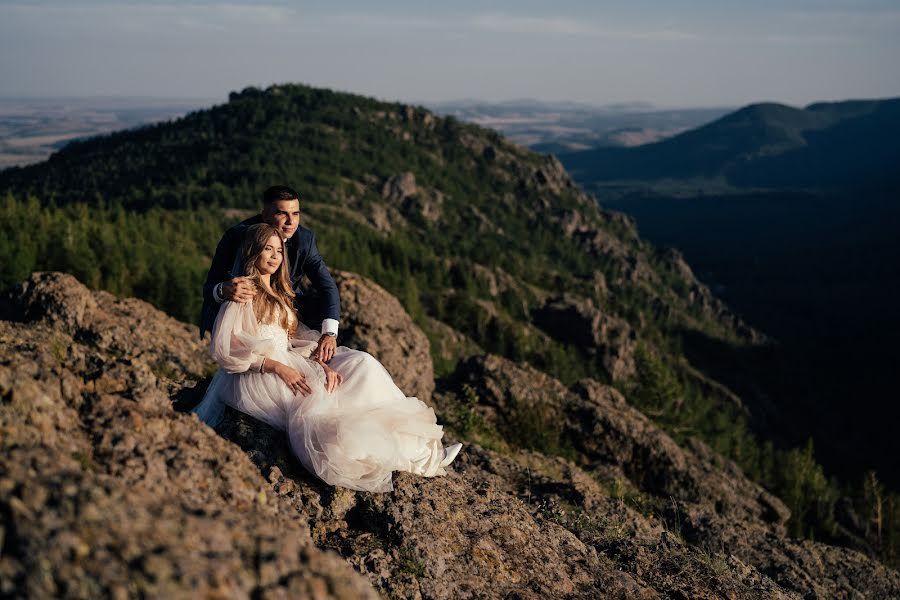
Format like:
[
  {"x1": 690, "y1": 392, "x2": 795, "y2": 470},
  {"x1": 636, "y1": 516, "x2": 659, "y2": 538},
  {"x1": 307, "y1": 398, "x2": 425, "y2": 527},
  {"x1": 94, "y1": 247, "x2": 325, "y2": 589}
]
[
  {"x1": 192, "y1": 300, "x2": 447, "y2": 492},
  {"x1": 210, "y1": 301, "x2": 271, "y2": 373}
]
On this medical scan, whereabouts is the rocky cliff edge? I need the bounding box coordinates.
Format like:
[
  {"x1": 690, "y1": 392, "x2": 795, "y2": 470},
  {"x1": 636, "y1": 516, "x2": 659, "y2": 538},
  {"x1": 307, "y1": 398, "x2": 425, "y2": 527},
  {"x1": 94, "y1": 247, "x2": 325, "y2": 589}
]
[{"x1": 1, "y1": 272, "x2": 897, "y2": 599}]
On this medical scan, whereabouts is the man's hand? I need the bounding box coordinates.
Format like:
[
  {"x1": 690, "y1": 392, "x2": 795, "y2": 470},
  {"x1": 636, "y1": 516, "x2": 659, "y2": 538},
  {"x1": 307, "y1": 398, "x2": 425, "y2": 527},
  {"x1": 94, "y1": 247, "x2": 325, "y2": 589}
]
[
  {"x1": 314, "y1": 334, "x2": 336, "y2": 363},
  {"x1": 223, "y1": 277, "x2": 256, "y2": 303}
]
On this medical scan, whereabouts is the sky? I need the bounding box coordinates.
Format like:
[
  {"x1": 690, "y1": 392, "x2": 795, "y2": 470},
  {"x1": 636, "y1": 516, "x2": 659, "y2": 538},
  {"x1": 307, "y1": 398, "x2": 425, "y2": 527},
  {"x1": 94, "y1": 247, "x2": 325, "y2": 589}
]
[{"x1": 0, "y1": 0, "x2": 899, "y2": 109}]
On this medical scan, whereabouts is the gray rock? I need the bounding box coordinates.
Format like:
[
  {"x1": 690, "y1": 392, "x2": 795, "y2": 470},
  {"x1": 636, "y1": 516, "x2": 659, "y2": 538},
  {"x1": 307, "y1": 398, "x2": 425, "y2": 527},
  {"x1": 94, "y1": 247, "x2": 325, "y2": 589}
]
[
  {"x1": 334, "y1": 270, "x2": 434, "y2": 401},
  {"x1": 532, "y1": 293, "x2": 638, "y2": 381},
  {"x1": 4, "y1": 271, "x2": 210, "y2": 381},
  {"x1": 2, "y1": 273, "x2": 897, "y2": 599},
  {"x1": 380, "y1": 172, "x2": 443, "y2": 223},
  {"x1": 450, "y1": 354, "x2": 900, "y2": 599},
  {"x1": 0, "y1": 316, "x2": 377, "y2": 598},
  {"x1": 4, "y1": 271, "x2": 98, "y2": 333},
  {"x1": 381, "y1": 172, "x2": 418, "y2": 203}
]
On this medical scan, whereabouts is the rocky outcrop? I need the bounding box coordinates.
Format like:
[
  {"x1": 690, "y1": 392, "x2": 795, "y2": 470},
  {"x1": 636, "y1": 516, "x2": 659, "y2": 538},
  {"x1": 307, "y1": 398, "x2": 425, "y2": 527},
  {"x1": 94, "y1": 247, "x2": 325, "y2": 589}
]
[
  {"x1": 380, "y1": 172, "x2": 443, "y2": 223},
  {"x1": 0, "y1": 273, "x2": 376, "y2": 599},
  {"x1": 446, "y1": 354, "x2": 900, "y2": 598},
  {"x1": 657, "y1": 247, "x2": 767, "y2": 344},
  {"x1": 215, "y1": 412, "x2": 658, "y2": 600},
  {"x1": 424, "y1": 316, "x2": 483, "y2": 370},
  {"x1": 532, "y1": 293, "x2": 638, "y2": 381},
  {"x1": 217, "y1": 392, "x2": 801, "y2": 600},
  {"x1": 333, "y1": 270, "x2": 434, "y2": 401},
  {"x1": 568, "y1": 378, "x2": 784, "y2": 521},
  {"x1": 381, "y1": 172, "x2": 418, "y2": 203},
  {"x1": 531, "y1": 155, "x2": 574, "y2": 196},
  {"x1": 451, "y1": 355, "x2": 782, "y2": 524},
  {"x1": 2, "y1": 272, "x2": 898, "y2": 598},
  {"x1": 2, "y1": 271, "x2": 210, "y2": 380}
]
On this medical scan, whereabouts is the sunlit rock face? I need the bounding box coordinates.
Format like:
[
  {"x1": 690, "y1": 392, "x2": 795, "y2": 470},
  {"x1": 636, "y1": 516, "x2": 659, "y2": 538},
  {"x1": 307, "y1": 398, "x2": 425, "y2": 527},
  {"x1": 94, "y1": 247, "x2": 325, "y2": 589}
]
[{"x1": 1, "y1": 271, "x2": 898, "y2": 599}]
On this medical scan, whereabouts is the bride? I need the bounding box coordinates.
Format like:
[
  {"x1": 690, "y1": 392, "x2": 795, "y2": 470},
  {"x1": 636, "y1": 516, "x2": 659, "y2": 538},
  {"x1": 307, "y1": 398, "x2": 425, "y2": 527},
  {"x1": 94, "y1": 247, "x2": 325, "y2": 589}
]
[{"x1": 193, "y1": 223, "x2": 462, "y2": 492}]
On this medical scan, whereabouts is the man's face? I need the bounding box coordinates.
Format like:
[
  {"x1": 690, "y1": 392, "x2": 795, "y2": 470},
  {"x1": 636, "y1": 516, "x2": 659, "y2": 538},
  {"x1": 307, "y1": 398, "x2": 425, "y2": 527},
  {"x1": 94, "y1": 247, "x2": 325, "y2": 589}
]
[{"x1": 263, "y1": 199, "x2": 301, "y2": 239}]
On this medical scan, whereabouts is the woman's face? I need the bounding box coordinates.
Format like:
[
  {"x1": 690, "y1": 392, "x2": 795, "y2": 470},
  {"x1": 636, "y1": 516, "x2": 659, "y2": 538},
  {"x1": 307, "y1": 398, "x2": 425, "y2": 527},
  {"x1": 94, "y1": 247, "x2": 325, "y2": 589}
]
[{"x1": 255, "y1": 234, "x2": 284, "y2": 275}]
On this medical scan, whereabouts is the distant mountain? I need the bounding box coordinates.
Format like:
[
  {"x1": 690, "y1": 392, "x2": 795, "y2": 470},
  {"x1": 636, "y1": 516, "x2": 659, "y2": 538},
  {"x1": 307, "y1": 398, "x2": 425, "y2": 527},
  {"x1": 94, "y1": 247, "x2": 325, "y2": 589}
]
[
  {"x1": 426, "y1": 99, "x2": 732, "y2": 153},
  {"x1": 563, "y1": 97, "x2": 900, "y2": 497},
  {"x1": 0, "y1": 96, "x2": 215, "y2": 169},
  {"x1": 428, "y1": 98, "x2": 657, "y2": 113},
  {"x1": 560, "y1": 98, "x2": 900, "y2": 191}
]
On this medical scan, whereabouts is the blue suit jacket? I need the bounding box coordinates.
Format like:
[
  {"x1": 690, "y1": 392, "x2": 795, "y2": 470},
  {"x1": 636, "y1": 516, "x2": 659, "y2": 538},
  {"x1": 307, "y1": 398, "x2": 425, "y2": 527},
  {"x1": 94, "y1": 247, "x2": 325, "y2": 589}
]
[{"x1": 199, "y1": 215, "x2": 341, "y2": 338}]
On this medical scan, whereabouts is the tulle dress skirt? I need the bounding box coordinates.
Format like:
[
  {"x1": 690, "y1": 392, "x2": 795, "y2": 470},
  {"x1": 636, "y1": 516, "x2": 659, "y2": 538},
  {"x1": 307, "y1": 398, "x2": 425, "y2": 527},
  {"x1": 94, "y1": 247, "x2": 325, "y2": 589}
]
[{"x1": 194, "y1": 309, "x2": 447, "y2": 493}]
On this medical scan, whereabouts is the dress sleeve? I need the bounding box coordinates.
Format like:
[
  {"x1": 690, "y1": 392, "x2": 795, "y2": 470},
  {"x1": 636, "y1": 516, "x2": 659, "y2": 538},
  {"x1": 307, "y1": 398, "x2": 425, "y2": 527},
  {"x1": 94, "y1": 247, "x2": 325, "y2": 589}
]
[
  {"x1": 289, "y1": 326, "x2": 320, "y2": 358},
  {"x1": 286, "y1": 310, "x2": 319, "y2": 358},
  {"x1": 210, "y1": 301, "x2": 276, "y2": 373}
]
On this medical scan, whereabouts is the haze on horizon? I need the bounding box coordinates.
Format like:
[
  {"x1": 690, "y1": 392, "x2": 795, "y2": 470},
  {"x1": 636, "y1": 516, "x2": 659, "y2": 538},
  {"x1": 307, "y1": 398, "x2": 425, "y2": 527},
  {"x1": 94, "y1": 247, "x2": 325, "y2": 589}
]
[{"x1": 0, "y1": 0, "x2": 899, "y2": 109}]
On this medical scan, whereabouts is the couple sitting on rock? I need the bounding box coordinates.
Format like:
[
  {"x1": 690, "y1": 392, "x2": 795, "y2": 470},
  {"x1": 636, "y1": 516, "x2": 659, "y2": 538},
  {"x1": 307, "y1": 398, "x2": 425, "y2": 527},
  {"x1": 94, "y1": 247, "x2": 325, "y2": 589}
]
[{"x1": 192, "y1": 185, "x2": 461, "y2": 492}]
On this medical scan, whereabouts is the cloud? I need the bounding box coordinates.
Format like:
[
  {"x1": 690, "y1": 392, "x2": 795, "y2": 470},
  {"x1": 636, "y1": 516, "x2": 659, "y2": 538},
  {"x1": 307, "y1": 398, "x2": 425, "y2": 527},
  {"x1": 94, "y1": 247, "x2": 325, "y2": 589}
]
[
  {"x1": 781, "y1": 6, "x2": 900, "y2": 34},
  {"x1": 0, "y1": 5, "x2": 693, "y2": 42},
  {"x1": 217, "y1": 3, "x2": 296, "y2": 25},
  {"x1": 0, "y1": 1, "x2": 298, "y2": 28},
  {"x1": 174, "y1": 16, "x2": 229, "y2": 33},
  {"x1": 320, "y1": 13, "x2": 444, "y2": 30},
  {"x1": 759, "y1": 33, "x2": 854, "y2": 46},
  {"x1": 470, "y1": 14, "x2": 699, "y2": 42}
]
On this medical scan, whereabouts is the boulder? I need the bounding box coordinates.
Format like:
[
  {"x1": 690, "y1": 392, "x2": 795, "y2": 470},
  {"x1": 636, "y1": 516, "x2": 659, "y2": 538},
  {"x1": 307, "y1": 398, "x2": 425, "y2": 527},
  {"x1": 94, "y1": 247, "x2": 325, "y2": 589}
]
[
  {"x1": 449, "y1": 354, "x2": 900, "y2": 598},
  {"x1": 333, "y1": 270, "x2": 434, "y2": 401},
  {"x1": 4, "y1": 271, "x2": 98, "y2": 332},
  {"x1": 0, "y1": 286, "x2": 376, "y2": 598},
  {"x1": 3, "y1": 271, "x2": 210, "y2": 381},
  {"x1": 380, "y1": 172, "x2": 443, "y2": 223},
  {"x1": 380, "y1": 172, "x2": 417, "y2": 203},
  {"x1": 532, "y1": 293, "x2": 638, "y2": 380}
]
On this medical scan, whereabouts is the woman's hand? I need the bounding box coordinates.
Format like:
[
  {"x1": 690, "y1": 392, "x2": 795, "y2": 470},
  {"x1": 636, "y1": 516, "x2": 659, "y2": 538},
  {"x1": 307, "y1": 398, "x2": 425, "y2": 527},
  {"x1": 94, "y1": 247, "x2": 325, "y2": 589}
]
[
  {"x1": 269, "y1": 360, "x2": 312, "y2": 396},
  {"x1": 317, "y1": 359, "x2": 343, "y2": 393}
]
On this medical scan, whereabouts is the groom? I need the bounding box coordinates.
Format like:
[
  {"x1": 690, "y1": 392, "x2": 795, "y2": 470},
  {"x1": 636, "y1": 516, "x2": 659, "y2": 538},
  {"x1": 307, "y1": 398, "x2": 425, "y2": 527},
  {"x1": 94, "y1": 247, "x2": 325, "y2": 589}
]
[{"x1": 199, "y1": 185, "x2": 341, "y2": 362}]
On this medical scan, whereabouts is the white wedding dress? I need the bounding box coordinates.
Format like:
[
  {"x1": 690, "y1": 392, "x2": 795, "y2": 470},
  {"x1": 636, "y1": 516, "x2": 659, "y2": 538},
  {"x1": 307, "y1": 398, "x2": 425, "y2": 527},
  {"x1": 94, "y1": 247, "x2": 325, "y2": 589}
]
[{"x1": 193, "y1": 301, "x2": 454, "y2": 492}]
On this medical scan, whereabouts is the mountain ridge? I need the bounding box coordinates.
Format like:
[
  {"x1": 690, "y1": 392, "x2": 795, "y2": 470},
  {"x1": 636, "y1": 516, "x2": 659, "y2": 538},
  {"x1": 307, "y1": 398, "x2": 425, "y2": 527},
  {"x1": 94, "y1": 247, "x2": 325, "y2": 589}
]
[{"x1": 560, "y1": 97, "x2": 900, "y2": 191}]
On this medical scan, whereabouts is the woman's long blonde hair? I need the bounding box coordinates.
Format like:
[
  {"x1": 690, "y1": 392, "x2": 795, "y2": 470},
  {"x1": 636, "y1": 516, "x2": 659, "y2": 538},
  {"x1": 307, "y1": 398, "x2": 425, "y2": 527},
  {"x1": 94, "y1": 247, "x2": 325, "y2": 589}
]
[{"x1": 239, "y1": 223, "x2": 297, "y2": 336}]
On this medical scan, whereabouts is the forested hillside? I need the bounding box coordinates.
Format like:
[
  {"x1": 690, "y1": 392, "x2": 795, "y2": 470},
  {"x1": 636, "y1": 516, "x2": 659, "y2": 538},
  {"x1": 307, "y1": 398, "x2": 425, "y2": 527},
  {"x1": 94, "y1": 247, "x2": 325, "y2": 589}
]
[
  {"x1": 554, "y1": 94, "x2": 900, "y2": 558},
  {"x1": 2, "y1": 83, "x2": 897, "y2": 567}
]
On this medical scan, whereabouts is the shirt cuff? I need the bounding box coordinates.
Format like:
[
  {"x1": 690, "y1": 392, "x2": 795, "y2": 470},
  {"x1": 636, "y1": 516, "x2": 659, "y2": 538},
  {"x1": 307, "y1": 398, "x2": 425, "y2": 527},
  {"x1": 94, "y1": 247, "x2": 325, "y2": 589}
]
[
  {"x1": 213, "y1": 282, "x2": 225, "y2": 304},
  {"x1": 321, "y1": 318, "x2": 339, "y2": 337}
]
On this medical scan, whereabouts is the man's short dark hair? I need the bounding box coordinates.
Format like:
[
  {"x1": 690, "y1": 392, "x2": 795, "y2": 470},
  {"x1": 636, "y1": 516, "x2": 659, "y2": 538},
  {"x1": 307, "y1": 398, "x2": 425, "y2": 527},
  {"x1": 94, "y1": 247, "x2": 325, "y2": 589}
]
[{"x1": 262, "y1": 185, "x2": 299, "y2": 205}]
